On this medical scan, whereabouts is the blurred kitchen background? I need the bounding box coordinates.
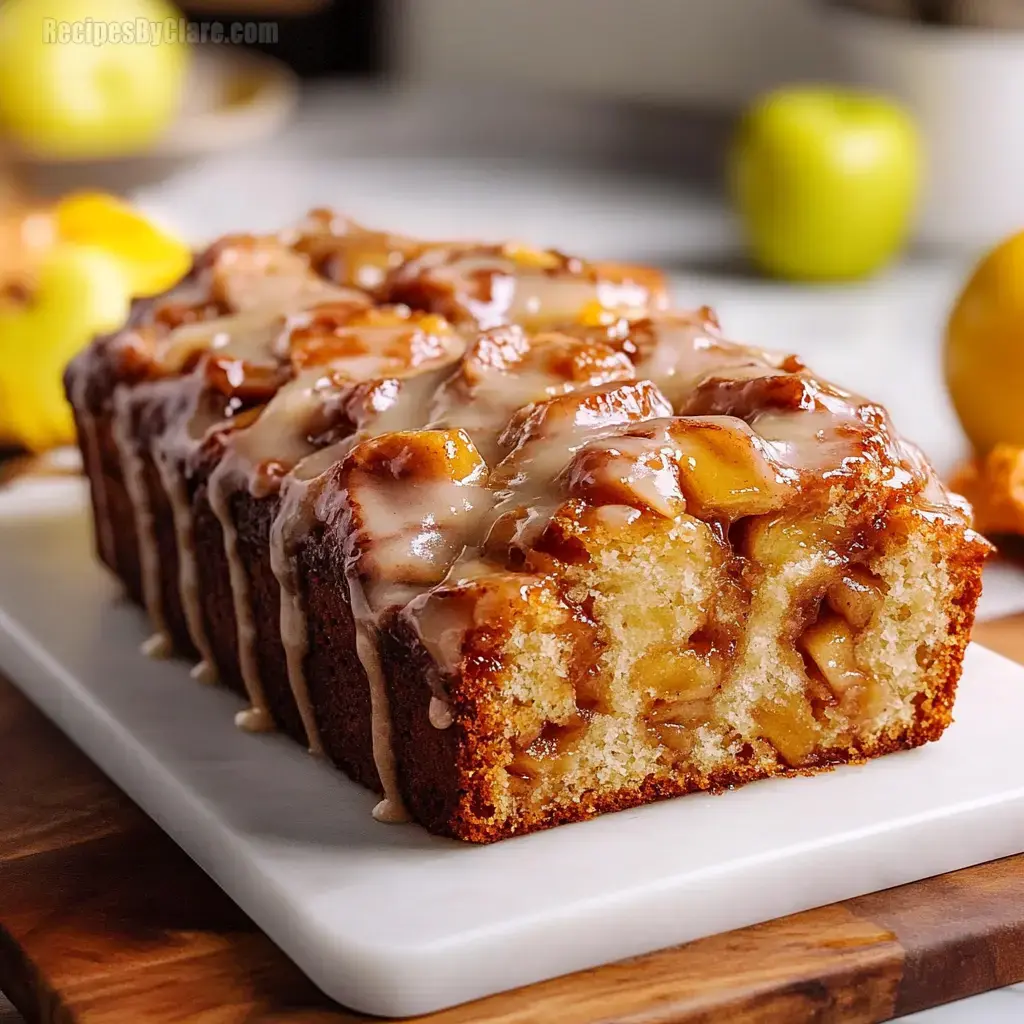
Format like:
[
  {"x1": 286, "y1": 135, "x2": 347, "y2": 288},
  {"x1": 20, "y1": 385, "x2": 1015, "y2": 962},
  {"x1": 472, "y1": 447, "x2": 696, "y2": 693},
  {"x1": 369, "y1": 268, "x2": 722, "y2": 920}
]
[
  {"x1": 2, "y1": 0, "x2": 1024, "y2": 495},
  {"x1": 10, "y1": 0, "x2": 1024, "y2": 247},
  {"x1": 6, "y1": 0, "x2": 1024, "y2": 465}
]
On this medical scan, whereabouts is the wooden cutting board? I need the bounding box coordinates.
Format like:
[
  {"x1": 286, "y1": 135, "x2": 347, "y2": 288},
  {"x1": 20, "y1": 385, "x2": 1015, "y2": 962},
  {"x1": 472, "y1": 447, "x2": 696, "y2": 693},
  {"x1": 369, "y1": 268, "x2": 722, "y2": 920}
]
[{"x1": 0, "y1": 613, "x2": 1021, "y2": 1023}]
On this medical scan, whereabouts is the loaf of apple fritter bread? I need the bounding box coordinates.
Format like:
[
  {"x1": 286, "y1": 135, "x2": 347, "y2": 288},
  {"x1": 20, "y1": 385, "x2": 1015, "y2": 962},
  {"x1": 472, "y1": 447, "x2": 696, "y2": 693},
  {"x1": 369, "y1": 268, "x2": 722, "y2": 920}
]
[{"x1": 64, "y1": 211, "x2": 990, "y2": 842}]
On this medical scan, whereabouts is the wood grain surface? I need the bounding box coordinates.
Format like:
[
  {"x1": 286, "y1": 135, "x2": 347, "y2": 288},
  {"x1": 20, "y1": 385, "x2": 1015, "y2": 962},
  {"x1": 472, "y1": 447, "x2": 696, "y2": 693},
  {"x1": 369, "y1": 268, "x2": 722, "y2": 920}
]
[{"x1": 0, "y1": 608, "x2": 1020, "y2": 1022}]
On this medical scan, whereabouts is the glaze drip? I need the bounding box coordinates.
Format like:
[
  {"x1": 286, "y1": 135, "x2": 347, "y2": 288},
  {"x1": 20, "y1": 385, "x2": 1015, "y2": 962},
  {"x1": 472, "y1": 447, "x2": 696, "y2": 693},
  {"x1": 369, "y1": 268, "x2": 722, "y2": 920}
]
[{"x1": 111, "y1": 385, "x2": 170, "y2": 655}]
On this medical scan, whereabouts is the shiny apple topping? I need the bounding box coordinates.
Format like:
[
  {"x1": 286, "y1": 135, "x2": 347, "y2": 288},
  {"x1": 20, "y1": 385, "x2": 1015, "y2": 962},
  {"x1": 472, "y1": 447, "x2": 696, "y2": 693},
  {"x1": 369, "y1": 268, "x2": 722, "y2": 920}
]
[
  {"x1": 288, "y1": 214, "x2": 423, "y2": 291},
  {"x1": 206, "y1": 235, "x2": 331, "y2": 313},
  {"x1": 337, "y1": 429, "x2": 492, "y2": 603},
  {"x1": 564, "y1": 416, "x2": 797, "y2": 522},
  {"x1": 284, "y1": 303, "x2": 456, "y2": 372},
  {"x1": 491, "y1": 380, "x2": 674, "y2": 488},
  {"x1": 203, "y1": 355, "x2": 289, "y2": 402}
]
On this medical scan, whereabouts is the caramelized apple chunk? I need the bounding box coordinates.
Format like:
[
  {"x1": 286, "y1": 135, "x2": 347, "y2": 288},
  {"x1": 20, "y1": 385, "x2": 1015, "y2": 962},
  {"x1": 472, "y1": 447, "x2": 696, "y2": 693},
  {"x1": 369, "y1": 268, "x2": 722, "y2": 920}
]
[
  {"x1": 203, "y1": 355, "x2": 289, "y2": 403},
  {"x1": 563, "y1": 435, "x2": 687, "y2": 519},
  {"x1": 609, "y1": 312, "x2": 793, "y2": 407},
  {"x1": 508, "y1": 717, "x2": 589, "y2": 783},
  {"x1": 496, "y1": 381, "x2": 673, "y2": 467},
  {"x1": 435, "y1": 327, "x2": 636, "y2": 402},
  {"x1": 680, "y1": 366, "x2": 829, "y2": 420},
  {"x1": 285, "y1": 303, "x2": 459, "y2": 374},
  {"x1": 286, "y1": 211, "x2": 424, "y2": 291},
  {"x1": 428, "y1": 327, "x2": 638, "y2": 461},
  {"x1": 451, "y1": 324, "x2": 533, "y2": 384},
  {"x1": 563, "y1": 415, "x2": 797, "y2": 522},
  {"x1": 666, "y1": 417, "x2": 798, "y2": 521},
  {"x1": 332, "y1": 429, "x2": 492, "y2": 606},
  {"x1": 754, "y1": 689, "x2": 820, "y2": 766},
  {"x1": 532, "y1": 333, "x2": 636, "y2": 390},
  {"x1": 206, "y1": 234, "x2": 346, "y2": 313},
  {"x1": 742, "y1": 512, "x2": 846, "y2": 571},
  {"x1": 800, "y1": 613, "x2": 866, "y2": 695},
  {"x1": 301, "y1": 376, "x2": 403, "y2": 449},
  {"x1": 640, "y1": 646, "x2": 720, "y2": 720},
  {"x1": 382, "y1": 242, "x2": 668, "y2": 330}
]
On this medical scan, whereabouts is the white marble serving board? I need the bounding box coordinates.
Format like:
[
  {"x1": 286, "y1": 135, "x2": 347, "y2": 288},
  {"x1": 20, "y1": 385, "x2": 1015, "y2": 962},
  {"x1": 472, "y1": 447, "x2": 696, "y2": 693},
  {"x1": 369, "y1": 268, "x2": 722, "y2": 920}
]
[{"x1": 0, "y1": 481, "x2": 1023, "y2": 1017}]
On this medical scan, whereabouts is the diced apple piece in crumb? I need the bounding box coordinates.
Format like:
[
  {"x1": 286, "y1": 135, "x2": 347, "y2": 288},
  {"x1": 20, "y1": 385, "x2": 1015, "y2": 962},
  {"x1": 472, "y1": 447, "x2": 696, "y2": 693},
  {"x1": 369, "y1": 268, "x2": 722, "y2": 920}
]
[
  {"x1": 826, "y1": 568, "x2": 884, "y2": 630},
  {"x1": 800, "y1": 611, "x2": 886, "y2": 721},
  {"x1": 754, "y1": 689, "x2": 820, "y2": 766},
  {"x1": 800, "y1": 613, "x2": 866, "y2": 695}
]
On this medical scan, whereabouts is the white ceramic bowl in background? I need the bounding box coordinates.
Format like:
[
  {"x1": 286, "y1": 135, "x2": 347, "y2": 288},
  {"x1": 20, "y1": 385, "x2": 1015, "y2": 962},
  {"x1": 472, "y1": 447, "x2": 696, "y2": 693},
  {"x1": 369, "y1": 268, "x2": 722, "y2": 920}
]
[{"x1": 831, "y1": 8, "x2": 1024, "y2": 251}]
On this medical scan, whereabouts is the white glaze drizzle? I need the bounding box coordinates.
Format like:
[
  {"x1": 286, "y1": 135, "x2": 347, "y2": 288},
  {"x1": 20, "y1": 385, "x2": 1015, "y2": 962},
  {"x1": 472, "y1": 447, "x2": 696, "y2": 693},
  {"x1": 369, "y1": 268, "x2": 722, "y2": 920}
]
[
  {"x1": 153, "y1": 449, "x2": 218, "y2": 682},
  {"x1": 207, "y1": 454, "x2": 274, "y2": 732},
  {"x1": 428, "y1": 696, "x2": 453, "y2": 730},
  {"x1": 146, "y1": 281, "x2": 365, "y2": 720},
  {"x1": 69, "y1": 370, "x2": 116, "y2": 569},
  {"x1": 337, "y1": 452, "x2": 493, "y2": 819},
  {"x1": 245, "y1": 318, "x2": 466, "y2": 749},
  {"x1": 269, "y1": 474, "x2": 324, "y2": 754},
  {"x1": 351, "y1": 582, "x2": 408, "y2": 823},
  {"x1": 110, "y1": 384, "x2": 171, "y2": 655}
]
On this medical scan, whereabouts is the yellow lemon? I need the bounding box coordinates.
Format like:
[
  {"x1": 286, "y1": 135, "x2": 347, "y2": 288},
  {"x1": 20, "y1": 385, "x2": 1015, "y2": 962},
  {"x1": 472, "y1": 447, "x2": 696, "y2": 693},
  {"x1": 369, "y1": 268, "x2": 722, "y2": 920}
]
[
  {"x1": 946, "y1": 229, "x2": 1024, "y2": 453},
  {"x1": 56, "y1": 192, "x2": 191, "y2": 296},
  {"x1": 0, "y1": 194, "x2": 190, "y2": 451},
  {"x1": 0, "y1": 245, "x2": 131, "y2": 451}
]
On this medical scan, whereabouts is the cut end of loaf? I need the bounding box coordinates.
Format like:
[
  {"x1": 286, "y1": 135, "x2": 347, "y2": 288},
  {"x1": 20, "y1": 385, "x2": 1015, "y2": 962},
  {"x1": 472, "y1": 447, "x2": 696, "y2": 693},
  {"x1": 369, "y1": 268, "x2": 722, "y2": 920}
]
[{"x1": 393, "y1": 501, "x2": 985, "y2": 843}]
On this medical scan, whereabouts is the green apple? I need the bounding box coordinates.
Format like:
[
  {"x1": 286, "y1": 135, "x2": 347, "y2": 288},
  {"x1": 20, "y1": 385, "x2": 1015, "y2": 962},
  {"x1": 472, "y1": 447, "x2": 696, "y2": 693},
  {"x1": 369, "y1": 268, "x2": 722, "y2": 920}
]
[
  {"x1": 729, "y1": 87, "x2": 922, "y2": 281},
  {"x1": 0, "y1": 0, "x2": 189, "y2": 159}
]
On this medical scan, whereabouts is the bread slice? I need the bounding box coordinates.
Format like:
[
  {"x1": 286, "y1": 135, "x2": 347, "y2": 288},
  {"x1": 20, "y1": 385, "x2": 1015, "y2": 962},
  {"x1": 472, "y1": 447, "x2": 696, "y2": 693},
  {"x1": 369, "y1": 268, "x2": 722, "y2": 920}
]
[{"x1": 64, "y1": 213, "x2": 988, "y2": 842}]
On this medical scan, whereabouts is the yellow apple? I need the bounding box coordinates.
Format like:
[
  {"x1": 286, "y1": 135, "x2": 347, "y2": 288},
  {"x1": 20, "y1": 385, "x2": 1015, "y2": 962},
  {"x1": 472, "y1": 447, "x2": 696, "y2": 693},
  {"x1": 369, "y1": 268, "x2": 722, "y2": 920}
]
[
  {"x1": 0, "y1": 246, "x2": 131, "y2": 451},
  {"x1": 0, "y1": 0, "x2": 189, "y2": 159},
  {"x1": 730, "y1": 88, "x2": 922, "y2": 281}
]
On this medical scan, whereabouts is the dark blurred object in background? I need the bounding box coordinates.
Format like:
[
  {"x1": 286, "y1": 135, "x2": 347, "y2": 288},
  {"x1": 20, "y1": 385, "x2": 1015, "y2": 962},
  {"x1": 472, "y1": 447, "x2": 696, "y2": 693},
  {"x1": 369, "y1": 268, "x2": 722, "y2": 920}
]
[
  {"x1": 829, "y1": 0, "x2": 1024, "y2": 29},
  {"x1": 181, "y1": 0, "x2": 385, "y2": 77}
]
